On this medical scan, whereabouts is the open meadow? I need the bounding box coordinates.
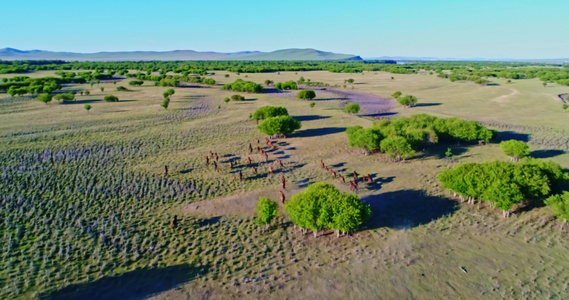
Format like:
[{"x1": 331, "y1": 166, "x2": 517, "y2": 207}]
[{"x1": 1, "y1": 68, "x2": 569, "y2": 299}]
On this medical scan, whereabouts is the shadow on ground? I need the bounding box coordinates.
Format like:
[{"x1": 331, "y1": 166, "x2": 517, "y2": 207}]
[
  {"x1": 414, "y1": 103, "x2": 441, "y2": 107},
  {"x1": 40, "y1": 263, "x2": 208, "y2": 300},
  {"x1": 361, "y1": 189, "x2": 458, "y2": 230},
  {"x1": 293, "y1": 127, "x2": 347, "y2": 137},
  {"x1": 292, "y1": 115, "x2": 331, "y2": 121},
  {"x1": 497, "y1": 131, "x2": 530, "y2": 142},
  {"x1": 530, "y1": 149, "x2": 565, "y2": 159},
  {"x1": 362, "y1": 112, "x2": 397, "y2": 118}
]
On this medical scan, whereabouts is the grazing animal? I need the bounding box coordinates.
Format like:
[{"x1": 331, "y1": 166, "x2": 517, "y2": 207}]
[
  {"x1": 339, "y1": 175, "x2": 345, "y2": 183},
  {"x1": 209, "y1": 151, "x2": 213, "y2": 158},
  {"x1": 239, "y1": 170, "x2": 243, "y2": 181},
  {"x1": 164, "y1": 165, "x2": 168, "y2": 176},
  {"x1": 205, "y1": 156, "x2": 209, "y2": 165},
  {"x1": 252, "y1": 166, "x2": 257, "y2": 174},
  {"x1": 268, "y1": 166, "x2": 273, "y2": 174},
  {"x1": 367, "y1": 174, "x2": 372, "y2": 184},
  {"x1": 213, "y1": 161, "x2": 218, "y2": 173},
  {"x1": 171, "y1": 215, "x2": 178, "y2": 229},
  {"x1": 331, "y1": 170, "x2": 336, "y2": 178},
  {"x1": 325, "y1": 166, "x2": 329, "y2": 172},
  {"x1": 280, "y1": 190, "x2": 285, "y2": 204},
  {"x1": 281, "y1": 176, "x2": 286, "y2": 189},
  {"x1": 264, "y1": 153, "x2": 268, "y2": 161},
  {"x1": 249, "y1": 143, "x2": 253, "y2": 153},
  {"x1": 271, "y1": 144, "x2": 276, "y2": 150},
  {"x1": 247, "y1": 157, "x2": 252, "y2": 165},
  {"x1": 320, "y1": 160, "x2": 325, "y2": 168},
  {"x1": 353, "y1": 171, "x2": 358, "y2": 182},
  {"x1": 349, "y1": 181, "x2": 358, "y2": 192},
  {"x1": 228, "y1": 161, "x2": 233, "y2": 169},
  {"x1": 215, "y1": 153, "x2": 219, "y2": 162},
  {"x1": 256, "y1": 139, "x2": 260, "y2": 144},
  {"x1": 277, "y1": 160, "x2": 284, "y2": 168}
]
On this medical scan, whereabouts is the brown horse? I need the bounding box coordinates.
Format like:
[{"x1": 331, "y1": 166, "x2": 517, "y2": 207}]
[
  {"x1": 247, "y1": 157, "x2": 252, "y2": 165},
  {"x1": 268, "y1": 166, "x2": 273, "y2": 174},
  {"x1": 281, "y1": 176, "x2": 286, "y2": 189},
  {"x1": 331, "y1": 170, "x2": 336, "y2": 178},
  {"x1": 264, "y1": 153, "x2": 268, "y2": 161},
  {"x1": 205, "y1": 156, "x2": 209, "y2": 165},
  {"x1": 164, "y1": 165, "x2": 168, "y2": 176},
  {"x1": 249, "y1": 143, "x2": 253, "y2": 154},
  {"x1": 339, "y1": 175, "x2": 345, "y2": 183},
  {"x1": 239, "y1": 170, "x2": 243, "y2": 181},
  {"x1": 320, "y1": 159, "x2": 325, "y2": 169},
  {"x1": 367, "y1": 174, "x2": 373, "y2": 184},
  {"x1": 252, "y1": 166, "x2": 257, "y2": 174},
  {"x1": 353, "y1": 171, "x2": 358, "y2": 182},
  {"x1": 280, "y1": 190, "x2": 285, "y2": 204}
]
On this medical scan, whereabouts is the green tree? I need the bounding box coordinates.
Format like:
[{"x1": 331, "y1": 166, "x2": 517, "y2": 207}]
[
  {"x1": 257, "y1": 115, "x2": 301, "y2": 136},
  {"x1": 563, "y1": 104, "x2": 568, "y2": 111},
  {"x1": 161, "y1": 98, "x2": 170, "y2": 109},
  {"x1": 297, "y1": 90, "x2": 316, "y2": 100},
  {"x1": 445, "y1": 147, "x2": 453, "y2": 159},
  {"x1": 84, "y1": 104, "x2": 92, "y2": 112},
  {"x1": 264, "y1": 79, "x2": 274, "y2": 86},
  {"x1": 54, "y1": 92, "x2": 75, "y2": 103},
  {"x1": 224, "y1": 97, "x2": 230, "y2": 103},
  {"x1": 255, "y1": 197, "x2": 278, "y2": 231},
  {"x1": 392, "y1": 91, "x2": 402, "y2": 99},
  {"x1": 103, "y1": 95, "x2": 119, "y2": 102},
  {"x1": 310, "y1": 102, "x2": 315, "y2": 108},
  {"x1": 345, "y1": 78, "x2": 355, "y2": 84},
  {"x1": 482, "y1": 180, "x2": 524, "y2": 217},
  {"x1": 380, "y1": 136, "x2": 415, "y2": 161},
  {"x1": 397, "y1": 95, "x2": 418, "y2": 107},
  {"x1": 284, "y1": 182, "x2": 370, "y2": 237},
  {"x1": 84, "y1": 90, "x2": 90, "y2": 96},
  {"x1": 544, "y1": 192, "x2": 569, "y2": 222},
  {"x1": 231, "y1": 94, "x2": 245, "y2": 101},
  {"x1": 345, "y1": 102, "x2": 361, "y2": 114},
  {"x1": 100, "y1": 87, "x2": 104, "y2": 92},
  {"x1": 37, "y1": 93, "x2": 52, "y2": 104},
  {"x1": 252, "y1": 106, "x2": 289, "y2": 121},
  {"x1": 500, "y1": 140, "x2": 529, "y2": 161},
  {"x1": 346, "y1": 126, "x2": 383, "y2": 154}
]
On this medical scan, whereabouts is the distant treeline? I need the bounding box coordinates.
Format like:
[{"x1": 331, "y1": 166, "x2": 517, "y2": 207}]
[{"x1": 2, "y1": 60, "x2": 569, "y2": 85}]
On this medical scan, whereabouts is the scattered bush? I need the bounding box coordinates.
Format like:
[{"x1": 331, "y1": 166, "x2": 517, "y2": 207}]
[
  {"x1": 257, "y1": 115, "x2": 301, "y2": 136},
  {"x1": 163, "y1": 89, "x2": 175, "y2": 99},
  {"x1": 231, "y1": 94, "x2": 245, "y2": 101},
  {"x1": 264, "y1": 80, "x2": 274, "y2": 86},
  {"x1": 161, "y1": 98, "x2": 170, "y2": 109},
  {"x1": 345, "y1": 102, "x2": 360, "y2": 114},
  {"x1": 310, "y1": 102, "x2": 315, "y2": 108},
  {"x1": 224, "y1": 97, "x2": 230, "y2": 103},
  {"x1": 104, "y1": 95, "x2": 119, "y2": 102},
  {"x1": 54, "y1": 92, "x2": 75, "y2": 102},
  {"x1": 37, "y1": 93, "x2": 52, "y2": 104},
  {"x1": 84, "y1": 104, "x2": 92, "y2": 112},
  {"x1": 116, "y1": 86, "x2": 131, "y2": 92},
  {"x1": 380, "y1": 136, "x2": 416, "y2": 161},
  {"x1": 397, "y1": 95, "x2": 418, "y2": 107},
  {"x1": 159, "y1": 78, "x2": 179, "y2": 87},
  {"x1": 275, "y1": 80, "x2": 297, "y2": 90},
  {"x1": 255, "y1": 197, "x2": 278, "y2": 231},
  {"x1": 129, "y1": 80, "x2": 144, "y2": 86},
  {"x1": 392, "y1": 91, "x2": 402, "y2": 99},
  {"x1": 297, "y1": 90, "x2": 316, "y2": 100}
]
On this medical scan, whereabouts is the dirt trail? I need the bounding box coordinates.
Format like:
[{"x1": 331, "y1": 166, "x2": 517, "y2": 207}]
[{"x1": 492, "y1": 88, "x2": 519, "y2": 103}]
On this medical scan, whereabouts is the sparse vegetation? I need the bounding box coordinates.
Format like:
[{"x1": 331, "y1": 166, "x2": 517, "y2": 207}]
[
  {"x1": 345, "y1": 102, "x2": 360, "y2": 114},
  {"x1": 104, "y1": 95, "x2": 119, "y2": 102}
]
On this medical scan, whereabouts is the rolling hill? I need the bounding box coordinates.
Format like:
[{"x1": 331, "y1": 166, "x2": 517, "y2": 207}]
[{"x1": 0, "y1": 47, "x2": 362, "y2": 61}]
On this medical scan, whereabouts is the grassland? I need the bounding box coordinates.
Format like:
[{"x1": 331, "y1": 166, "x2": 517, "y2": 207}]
[{"x1": 0, "y1": 69, "x2": 568, "y2": 299}]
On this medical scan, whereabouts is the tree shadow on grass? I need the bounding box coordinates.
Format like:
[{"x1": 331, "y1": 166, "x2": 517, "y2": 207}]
[
  {"x1": 361, "y1": 112, "x2": 397, "y2": 118},
  {"x1": 293, "y1": 127, "x2": 347, "y2": 138},
  {"x1": 292, "y1": 115, "x2": 331, "y2": 121},
  {"x1": 60, "y1": 99, "x2": 102, "y2": 104},
  {"x1": 414, "y1": 103, "x2": 441, "y2": 107},
  {"x1": 530, "y1": 149, "x2": 565, "y2": 159},
  {"x1": 497, "y1": 131, "x2": 530, "y2": 142},
  {"x1": 40, "y1": 263, "x2": 208, "y2": 300},
  {"x1": 417, "y1": 144, "x2": 469, "y2": 159},
  {"x1": 361, "y1": 189, "x2": 458, "y2": 230},
  {"x1": 197, "y1": 216, "x2": 222, "y2": 226}
]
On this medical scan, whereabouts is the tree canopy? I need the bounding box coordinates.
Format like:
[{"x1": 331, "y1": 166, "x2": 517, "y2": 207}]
[
  {"x1": 297, "y1": 89, "x2": 316, "y2": 100},
  {"x1": 345, "y1": 102, "x2": 360, "y2": 114},
  {"x1": 500, "y1": 140, "x2": 530, "y2": 161},
  {"x1": 223, "y1": 79, "x2": 264, "y2": 93},
  {"x1": 275, "y1": 80, "x2": 297, "y2": 90},
  {"x1": 544, "y1": 192, "x2": 569, "y2": 222},
  {"x1": 36, "y1": 93, "x2": 52, "y2": 104},
  {"x1": 284, "y1": 182, "x2": 371, "y2": 237},
  {"x1": 257, "y1": 115, "x2": 301, "y2": 136},
  {"x1": 397, "y1": 95, "x2": 418, "y2": 107},
  {"x1": 104, "y1": 95, "x2": 119, "y2": 102},
  {"x1": 252, "y1": 106, "x2": 289, "y2": 121},
  {"x1": 255, "y1": 197, "x2": 278, "y2": 230}
]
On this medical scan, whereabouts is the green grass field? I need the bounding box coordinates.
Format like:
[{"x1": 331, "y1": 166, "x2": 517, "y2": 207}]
[{"x1": 1, "y1": 70, "x2": 568, "y2": 299}]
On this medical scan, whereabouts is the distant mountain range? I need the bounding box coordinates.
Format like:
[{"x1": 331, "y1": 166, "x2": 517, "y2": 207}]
[
  {"x1": 0, "y1": 48, "x2": 362, "y2": 61},
  {"x1": 365, "y1": 56, "x2": 569, "y2": 64}
]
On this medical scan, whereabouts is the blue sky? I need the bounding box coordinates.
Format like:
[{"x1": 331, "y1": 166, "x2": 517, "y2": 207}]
[{"x1": 2, "y1": 0, "x2": 568, "y2": 59}]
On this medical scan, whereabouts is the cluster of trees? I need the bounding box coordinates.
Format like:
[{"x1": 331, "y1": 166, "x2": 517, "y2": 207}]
[
  {"x1": 257, "y1": 115, "x2": 301, "y2": 136},
  {"x1": 346, "y1": 114, "x2": 494, "y2": 159},
  {"x1": 129, "y1": 80, "x2": 144, "y2": 86},
  {"x1": 231, "y1": 94, "x2": 245, "y2": 101},
  {"x1": 1, "y1": 77, "x2": 70, "y2": 96},
  {"x1": 397, "y1": 95, "x2": 418, "y2": 107},
  {"x1": 275, "y1": 80, "x2": 297, "y2": 90},
  {"x1": 297, "y1": 89, "x2": 316, "y2": 100},
  {"x1": 544, "y1": 192, "x2": 569, "y2": 222},
  {"x1": 223, "y1": 79, "x2": 264, "y2": 93},
  {"x1": 53, "y1": 92, "x2": 76, "y2": 102},
  {"x1": 159, "y1": 78, "x2": 179, "y2": 87},
  {"x1": 438, "y1": 159, "x2": 569, "y2": 217},
  {"x1": 284, "y1": 182, "x2": 371, "y2": 237},
  {"x1": 251, "y1": 106, "x2": 288, "y2": 121},
  {"x1": 116, "y1": 86, "x2": 131, "y2": 92},
  {"x1": 162, "y1": 89, "x2": 175, "y2": 99}
]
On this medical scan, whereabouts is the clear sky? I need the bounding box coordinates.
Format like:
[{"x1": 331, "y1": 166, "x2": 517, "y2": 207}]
[{"x1": 2, "y1": 0, "x2": 568, "y2": 59}]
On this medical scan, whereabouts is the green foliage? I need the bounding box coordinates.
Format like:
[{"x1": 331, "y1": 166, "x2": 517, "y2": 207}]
[
  {"x1": 264, "y1": 79, "x2": 274, "y2": 86},
  {"x1": 445, "y1": 147, "x2": 453, "y2": 158},
  {"x1": 84, "y1": 90, "x2": 90, "y2": 96},
  {"x1": 345, "y1": 78, "x2": 355, "y2": 83},
  {"x1": 159, "y1": 78, "x2": 179, "y2": 87},
  {"x1": 345, "y1": 102, "x2": 361, "y2": 114},
  {"x1": 397, "y1": 95, "x2": 418, "y2": 107},
  {"x1": 104, "y1": 95, "x2": 119, "y2": 102},
  {"x1": 161, "y1": 98, "x2": 170, "y2": 109},
  {"x1": 53, "y1": 92, "x2": 75, "y2": 102},
  {"x1": 223, "y1": 79, "x2": 264, "y2": 93},
  {"x1": 129, "y1": 80, "x2": 144, "y2": 86},
  {"x1": 163, "y1": 89, "x2": 175, "y2": 99},
  {"x1": 202, "y1": 78, "x2": 216, "y2": 85},
  {"x1": 100, "y1": 87, "x2": 104, "y2": 92},
  {"x1": 36, "y1": 93, "x2": 52, "y2": 104},
  {"x1": 297, "y1": 89, "x2": 316, "y2": 100},
  {"x1": 255, "y1": 197, "x2": 278, "y2": 227},
  {"x1": 438, "y1": 160, "x2": 569, "y2": 214},
  {"x1": 500, "y1": 140, "x2": 530, "y2": 160},
  {"x1": 544, "y1": 192, "x2": 569, "y2": 221},
  {"x1": 310, "y1": 102, "x2": 315, "y2": 108},
  {"x1": 116, "y1": 86, "x2": 131, "y2": 92},
  {"x1": 563, "y1": 104, "x2": 568, "y2": 111},
  {"x1": 252, "y1": 106, "x2": 289, "y2": 121},
  {"x1": 380, "y1": 136, "x2": 416, "y2": 161},
  {"x1": 231, "y1": 94, "x2": 245, "y2": 101},
  {"x1": 284, "y1": 182, "x2": 370, "y2": 237},
  {"x1": 275, "y1": 80, "x2": 297, "y2": 90},
  {"x1": 257, "y1": 115, "x2": 301, "y2": 136},
  {"x1": 392, "y1": 91, "x2": 402, "y2": 99},
  {"x1": 224, "y1": 97, "x2": 230, "y2": 103},
  {"x1": 84, "y1": 104, "x2": 92, "y2": 111},
  {"x1": 346, "y1": 126, "x2": 383, "y2": 152}
]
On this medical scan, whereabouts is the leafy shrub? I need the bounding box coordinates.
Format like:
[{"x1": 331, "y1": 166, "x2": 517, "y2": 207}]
[
  {"x1": 500, "y1": 140, "x2": 530, "y2": 161},
  {"x1": 255, "y1": 197, "x2": 278, "y2": 230},
  {"x1": 37, "y1": 93, "x2": 52, "y2": 104},
  {"x1": 275, "y1": 80, "x2": 298, "y2": 90},
  {"x1": 297, "y1": 90, "x2": 316, "y2": 100},
  {"x1": 54, "y1": 92, "x2": 75, "y2": 102},
  {"x1": 104, "y1": 95, "x2": 119, "y2": 102},
  {"x1": 252, "y1": 106, "x2": 289, "y2": 121},
  {"x1": 544, "y1": 192, "x2": 569, "y2": 222},
  {"x1": 231, "y1": 94, "x2": 245, "y2": 101},
  {"x1": 129, "y1": 80, "x2": 144, "y2": 86},
  {"x1": 345, "y1": 103, "x2": 360, "y2": 114},
  {"x1": 257, "y1": 115, "x2": 301, "y2": 136},
  {"x1": 380, "y1": 136, "x2": 415, "y2": 161},
  {"x1": 392, "y1": 91, "x2": 402, "y2": 99},
  {"x1": 223, "y1": 79, "x2": 263, "y2": 93},
  {"x1": 397, "y1": 95, "x2": 418, "y2": 107},
  {"x1": 116, "y1": 86, "x2": 131, "y2": 91}
]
